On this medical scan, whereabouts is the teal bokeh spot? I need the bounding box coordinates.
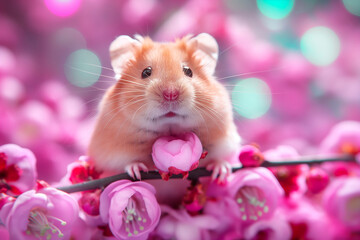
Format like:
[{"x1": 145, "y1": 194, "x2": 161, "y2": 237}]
[
  {"x1": 257, "y1": 0, "x2": 295, "y2": 19},
  {"x1": 271, "y1": 31, "x2": 299, "y2": 50},
  {"x1": 65, "y1": 49, "x2": 102, "y2": 88},
  {"x1": 343, "y1": 0, "x2": 360, "y2": 16},
  {"x1": 231, "y1": 78, "x2": 272, "y2": 119},
  {"x1": 300, "y1": 26, "x2": 341, "y2": 66}
]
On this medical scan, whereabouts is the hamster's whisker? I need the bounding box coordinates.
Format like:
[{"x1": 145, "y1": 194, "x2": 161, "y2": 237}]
[
  {"x1": 118, "y1": 72, "x2": 144, "y2": 81},
  {"x1": 103, "y1": 95, "x2": 146, "y2": 111},
  {"x1": 118, "y1": 78, "x2": 147, "y2": 87},
  {"x1": 100, "y1": 96, "x2": 143, "y2": 119},
  {"x1": 112, "y1": 90, "x2": 145, "y2": 95},
  {"x1": 131, "y1": 103, "x2": 147, "y2": 123},
  {"x1": 197, "y1": 105, "x2": 225, "y2": 133},
  {"x1": 218, "y1": 42, "x2": 239, "y2": 57},
  {"x1": 217, "y1": 66, "x2": 287, "y2": 81},
  {"x1": 101, "y1": 97, "x2": 146, "y2": 131},
  {"x1": 65, "y1": 65, "x2": 116, "y2": 80},
  {"x1": 192, "y1": 106, "x2": 211, "y2": 143},
  {"x1": 193, "y1": 99, "x2": 225, "y2": 132},
  {"x1": 231, "y1": 103, "x2": 250, "y2": 113},
  {"x1": 77, "y1": 63, "x2": 115, "y2": 72}
]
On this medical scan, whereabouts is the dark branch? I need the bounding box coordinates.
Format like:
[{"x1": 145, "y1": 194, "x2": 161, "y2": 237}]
[{"x1": 57, "y1": 154, "x2": 357, "y2": 194}]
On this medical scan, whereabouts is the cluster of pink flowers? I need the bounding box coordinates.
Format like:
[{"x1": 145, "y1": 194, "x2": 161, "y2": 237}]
[{"x1": 0, "y1": 122, "x2": 360, "y2": 239}]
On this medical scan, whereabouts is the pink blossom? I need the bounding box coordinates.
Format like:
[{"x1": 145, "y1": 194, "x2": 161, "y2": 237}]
[
  {"x1": 320, "y1": 121, "x2": 360, "y2": 155},
  {"x1": 305, "y1": 167, "x2": 329, "y2": 194},
  {"x1": 239, "y1": 145, "x2": 264, "y2": 167},
  {"x1": 323, "y1": 177, "x2": 360, "y2": 231},
  {"x1": 243, "y1": 210, "x2": 291, "y2": 240},
  {"x1": 202, "y1": 198, "x2": 240, "y2": 236},
  {"x1": 0, "y1": 187, "x2": 79, "y2": 240},
  {"x1": 0, "y1": 144, "x2": 37, "y2": 195},
  {"x1": 224, "y1": 168, "x2": 284, "y2": 223},
  {"x1": 0, "y1": 226, "x2": 9, "y2": 240},
  {"x1": 182, "y1": 183, "x2": 207, "y2": 214},
  {"x1": 204, "y1": 168, "x2": 284, "y2": 232},
  {"x1": 320, "y1": 121, "x2": 360, "y2": 177},
  {"x1": 155, "y1": 205, "x2": 220, "y2": 240},
  {"x1": 152, "y1": 132, "x2": 202, "y2": 180},
  {"x1": 100, "y1": 180, "x2": 161, "y2": 240},
  {"x1": 279, "y1": 197, "x2": 342, "y2": 240},
  {"x1": 264, "y1": 145, "x2": 308, "y2": 197},
  {"x1": 61, "y1": 155, "x2": 101, "y2": 185}
]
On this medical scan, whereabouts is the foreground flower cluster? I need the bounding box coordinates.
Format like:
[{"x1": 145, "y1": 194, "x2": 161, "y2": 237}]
[{"x1": 0, "y1": 121, "x2": 360, "y2": 240}]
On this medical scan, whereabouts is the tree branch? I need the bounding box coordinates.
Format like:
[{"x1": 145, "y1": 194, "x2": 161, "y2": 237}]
[{"x1": 57, "y1": 154, "x2": 357, "y2": 194}]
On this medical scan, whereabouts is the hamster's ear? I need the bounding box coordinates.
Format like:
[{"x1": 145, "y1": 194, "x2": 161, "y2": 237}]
[
  {"x1": 188, "y1": 33, "x2": 219, "y2": 75},
  {"x1": 109, "y1": 35, "x2": 141, "y2": 75}
]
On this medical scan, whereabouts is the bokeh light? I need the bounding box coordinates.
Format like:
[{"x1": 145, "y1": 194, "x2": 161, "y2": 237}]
[
  {"x1": 231, "y1": 78, "x2": 272, "y2": 119},
  {"x1": 64, "y1": 49, "x2": 102, "y2": 88},
  {"x1": 52, "y1": 27, "x2": 86, "y2": 49},
  {"x1": 343, "y1": 0, "x2": 360, "y2": 17},
  {"x1": 44, "y1": 0, "x2": 82, "y2": 17},
  {"x1": 256, "y1": 0, "x2": 295, "y2": 19},
  {"x1": 300, "y1": 26, "x2": 341, "y2": 66}
]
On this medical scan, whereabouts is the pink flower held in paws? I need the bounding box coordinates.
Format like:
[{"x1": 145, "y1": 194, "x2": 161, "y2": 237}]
[
  {"x1": 152, "y1": 132, "x2": 203, "y2": 180},
  {"x1": 0, "y1": 187, "x2": 79, "y2": 240},
  {"x1": 0, "y1": 144, "x2": 37, "y2": 195},
  {"x1": 100, "y1": 180, "x2": 161, "y2": 240}
]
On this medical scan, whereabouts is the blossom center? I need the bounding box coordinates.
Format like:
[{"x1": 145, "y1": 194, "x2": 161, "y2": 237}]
[
  {"x1": 26, "y1": 208, "x2": 67, "y2": 239},
  {"x1": 0, "y1": 152, "x2": 22, "y2": 182},
  {"x1": 235, "y1": 186, "x2": 268, "y2": 221},
  {"x1": 340, "y1": 143, "x2": 360, "y2": 155},
  {"x1": 122, "y1": 195, "x2": 149, "y2": 237}
]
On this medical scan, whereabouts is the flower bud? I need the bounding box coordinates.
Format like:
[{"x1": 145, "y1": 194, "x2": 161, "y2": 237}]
[
  {"x1": 239, "y1": 145, "x2": 264, "y2": 167},
  {"x1": 152, "y1": 132, "x2": 203, "y2": 180},
  {"x1": 306, "y1": 168, "x2": 329, "y2": 194}
]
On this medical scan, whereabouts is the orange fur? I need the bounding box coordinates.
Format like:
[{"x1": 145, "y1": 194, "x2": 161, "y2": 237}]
[{"x1": 88, "y1": 35, "x2": 240, "y2": 174}]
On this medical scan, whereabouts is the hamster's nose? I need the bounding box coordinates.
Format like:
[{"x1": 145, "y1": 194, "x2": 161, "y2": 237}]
[{"x1": 163, "y1": 89, "x2": 179, "y2": 101}]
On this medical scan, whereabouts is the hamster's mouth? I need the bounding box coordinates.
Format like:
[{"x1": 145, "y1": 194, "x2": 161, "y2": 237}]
[{"x1": 164, "y1": 112, "x2": 177, "y2": 118}]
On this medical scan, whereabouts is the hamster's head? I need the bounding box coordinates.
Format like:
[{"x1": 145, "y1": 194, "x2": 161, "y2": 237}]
[{"x1": 108, "y1": 33, "x2": 220, "y2": 131}]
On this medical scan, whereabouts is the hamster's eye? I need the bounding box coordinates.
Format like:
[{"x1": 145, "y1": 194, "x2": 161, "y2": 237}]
[
  {"x1": 142, "y1": 67, "x2": 152, "y2": 79},
  {"x1": 183, "y1": 66, "x2": 193, "y2": 78}
]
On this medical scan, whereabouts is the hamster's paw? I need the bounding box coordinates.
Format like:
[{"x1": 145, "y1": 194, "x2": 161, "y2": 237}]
[
  {"x1": 206, "y1": 161, "x2": 232, "y2": 183},
  {"x1": 125, "y1": 162, "x2": 148, "y2": 180}
]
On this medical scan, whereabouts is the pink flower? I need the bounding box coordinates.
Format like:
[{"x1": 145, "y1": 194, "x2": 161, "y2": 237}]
[
  {"x1": 264, "y1": 145, "x2": 308, "y2": 197},
  {"x1": 100, "y1": 180, "x2": 161, "y2": 240},
  {"x1": 61, "y1": 155, "x2": 101, "y2": 185},
  {"x1": 155, "y1": 205, "x2": 220, "y2": 240},
  {"x1": 320, "y1": 121, "x2": 360, "y2": 177},
  {"x1": 224, "y1": 168, "x2": 284, "y2": 223},
  {"x1": 239, "y1": 145, "x2": 264, "y2": 167},
  {"x1": 0, "y1": 187, "x2": 79, "y2": 240},
  {"x1": 305, "y1": 167, "x2": 329, "y2": 194},
  {"x1": 79, "y1": 189, "x2": 101, "y2": 216},
  {"x1": 243, "y1": 210, "x2": 291, "y2": 240},
  {"x1": 280, "y1": 197, "x2": 342, "y2": 240},
  {"x1": 323, "y1": 177, "x2": 360, "y2": 231},
  {"x1": 0, "y1": 144, "x2": 37, "y2": 195},
  {"x1": 152, "y1": 132, "x2": 203, "y2": 180},
  {"x1": 205, "y1": 168, "x2": 284, "y2": 233},
  {"x1": 182, "y1": 183, "x2": 207, "y2": 214},
  {"x1": 320, "y1": 121, "x2": 360, "y2": 155}
]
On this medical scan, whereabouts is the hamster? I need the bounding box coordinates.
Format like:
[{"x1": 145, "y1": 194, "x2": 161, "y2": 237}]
[{"x1": 88, "y1": 33, "x2": 241, "y2": 181}]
